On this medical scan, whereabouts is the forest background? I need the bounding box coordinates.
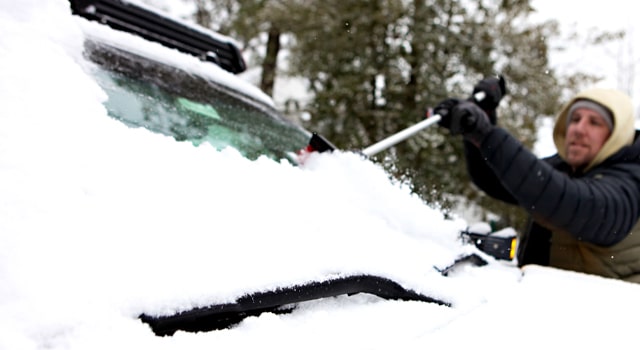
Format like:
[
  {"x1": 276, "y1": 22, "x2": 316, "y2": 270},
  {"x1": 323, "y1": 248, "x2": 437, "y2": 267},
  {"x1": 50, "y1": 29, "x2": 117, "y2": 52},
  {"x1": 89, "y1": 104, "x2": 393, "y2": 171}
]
[{"x1": 143, "y1": 0, "x2": 633, "y2": 232}]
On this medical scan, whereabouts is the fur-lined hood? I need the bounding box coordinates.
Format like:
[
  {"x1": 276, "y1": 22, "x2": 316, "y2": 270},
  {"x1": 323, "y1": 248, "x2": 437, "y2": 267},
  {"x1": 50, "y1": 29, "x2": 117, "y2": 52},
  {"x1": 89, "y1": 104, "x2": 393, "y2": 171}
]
[{"x1": 552, "y1": 88, "x2": 635, "y2": 171}]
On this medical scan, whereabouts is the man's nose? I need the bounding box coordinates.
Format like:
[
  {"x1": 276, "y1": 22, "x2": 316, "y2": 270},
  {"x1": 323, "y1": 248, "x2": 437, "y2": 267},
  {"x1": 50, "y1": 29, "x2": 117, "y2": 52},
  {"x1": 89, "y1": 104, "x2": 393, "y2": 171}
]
[{"x1": 572, "y1": 118, "x2": 588, "y2": 134}]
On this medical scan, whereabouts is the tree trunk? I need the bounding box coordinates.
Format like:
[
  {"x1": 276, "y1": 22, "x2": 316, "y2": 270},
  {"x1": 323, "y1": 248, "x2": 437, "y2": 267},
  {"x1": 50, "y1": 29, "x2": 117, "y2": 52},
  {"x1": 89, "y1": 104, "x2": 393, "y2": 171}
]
[
  {"x1": 193, "y1": 0, "x2": 211, "y2": 27},
  {"x1": 260, "y1": 26, "x2": 281, "y2": 97}
]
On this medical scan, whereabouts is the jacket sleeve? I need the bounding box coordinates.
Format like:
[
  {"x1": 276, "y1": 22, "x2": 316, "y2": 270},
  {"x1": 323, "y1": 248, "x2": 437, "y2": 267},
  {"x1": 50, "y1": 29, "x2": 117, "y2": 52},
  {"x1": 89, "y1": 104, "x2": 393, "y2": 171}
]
[
  {"x1": 475, "y1": 127, "x2": 640, "y2": 246},
  {"x1": 464, "y1": 139, "x2": 518, "y2": 204},
  {"x1": 463, "y1": 108, "x2": 519, "y2": 204}
]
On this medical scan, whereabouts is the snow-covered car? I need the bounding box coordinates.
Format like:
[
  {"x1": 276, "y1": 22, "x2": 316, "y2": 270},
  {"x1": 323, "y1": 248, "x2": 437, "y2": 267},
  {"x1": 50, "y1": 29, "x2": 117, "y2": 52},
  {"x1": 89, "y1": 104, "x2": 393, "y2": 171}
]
[{"x1": 2, "y1": 1, "x2": 640, "y2": 349}]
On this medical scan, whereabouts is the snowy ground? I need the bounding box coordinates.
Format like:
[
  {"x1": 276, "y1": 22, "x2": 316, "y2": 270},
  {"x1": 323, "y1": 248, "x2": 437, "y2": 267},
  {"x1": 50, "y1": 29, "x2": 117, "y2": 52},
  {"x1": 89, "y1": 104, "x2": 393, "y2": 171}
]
[{"x1": 2, "y1": 1, "x2": 640, "y2": 349}]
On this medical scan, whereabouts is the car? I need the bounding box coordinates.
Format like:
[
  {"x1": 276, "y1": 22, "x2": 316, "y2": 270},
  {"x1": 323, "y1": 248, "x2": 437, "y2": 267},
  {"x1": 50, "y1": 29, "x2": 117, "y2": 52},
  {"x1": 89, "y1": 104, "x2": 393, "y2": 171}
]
[
  {"x1": 3, "y1": 1, "x2": 640, "y2": 349},
  {"x1": 69, "y1": 1, "x2": 488, "y2": 335}
]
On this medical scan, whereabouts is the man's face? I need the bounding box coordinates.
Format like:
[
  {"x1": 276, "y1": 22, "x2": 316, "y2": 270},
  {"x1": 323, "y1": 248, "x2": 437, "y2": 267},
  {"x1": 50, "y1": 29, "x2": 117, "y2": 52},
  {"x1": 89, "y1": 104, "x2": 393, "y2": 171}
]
[{"x1": 564, "y1": 107, "x2": 612, "y2": 170}]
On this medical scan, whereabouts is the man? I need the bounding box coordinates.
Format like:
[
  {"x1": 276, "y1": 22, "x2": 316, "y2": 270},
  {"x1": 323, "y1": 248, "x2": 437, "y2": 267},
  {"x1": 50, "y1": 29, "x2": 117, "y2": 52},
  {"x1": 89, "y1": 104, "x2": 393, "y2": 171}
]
[{"x1": 434, "y1": 77, "x2": 640, "y2": 282}]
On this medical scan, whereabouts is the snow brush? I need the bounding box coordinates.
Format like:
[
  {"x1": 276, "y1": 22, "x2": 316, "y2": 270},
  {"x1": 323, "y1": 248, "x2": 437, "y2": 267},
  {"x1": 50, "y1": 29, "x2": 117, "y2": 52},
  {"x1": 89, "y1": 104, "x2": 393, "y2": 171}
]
[
  {"x1": 300, "y1": 74, "x2": 506, "y2": 159},
  {"x1": 299, "y1": 90, "x2": 488, "y2": 159}
]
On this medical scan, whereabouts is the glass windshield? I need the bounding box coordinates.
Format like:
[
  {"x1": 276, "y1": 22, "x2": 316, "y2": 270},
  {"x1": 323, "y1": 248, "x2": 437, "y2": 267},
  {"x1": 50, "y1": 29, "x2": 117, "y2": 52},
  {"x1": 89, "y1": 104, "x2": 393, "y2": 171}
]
[{"x1": 84, "y1": 41, "x2": 309, "y2": 163}]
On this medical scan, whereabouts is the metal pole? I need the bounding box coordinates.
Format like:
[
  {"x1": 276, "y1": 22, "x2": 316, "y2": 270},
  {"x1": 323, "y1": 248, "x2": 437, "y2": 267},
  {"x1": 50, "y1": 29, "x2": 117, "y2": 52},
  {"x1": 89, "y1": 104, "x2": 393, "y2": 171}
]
[
  {"x1": 360, "y1": 91, "x2": 487, "y2": 157},
  {"x1": 361, "y1": 115, "x2": 441, "y2": 157}
]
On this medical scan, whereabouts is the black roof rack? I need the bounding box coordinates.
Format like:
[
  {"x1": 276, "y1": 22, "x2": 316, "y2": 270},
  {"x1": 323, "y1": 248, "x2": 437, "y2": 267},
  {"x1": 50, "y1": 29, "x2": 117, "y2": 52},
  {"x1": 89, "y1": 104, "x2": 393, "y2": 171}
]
[{"x1": 69, "y1": 0, "x2": 247, "y2": 74}]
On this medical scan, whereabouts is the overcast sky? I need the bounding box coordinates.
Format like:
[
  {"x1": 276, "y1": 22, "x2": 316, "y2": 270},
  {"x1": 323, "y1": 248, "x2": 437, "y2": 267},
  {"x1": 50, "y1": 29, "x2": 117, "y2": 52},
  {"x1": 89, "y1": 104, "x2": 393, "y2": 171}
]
[{"x1": 532, "y1": 0, "x2": 637, "y2": 96}]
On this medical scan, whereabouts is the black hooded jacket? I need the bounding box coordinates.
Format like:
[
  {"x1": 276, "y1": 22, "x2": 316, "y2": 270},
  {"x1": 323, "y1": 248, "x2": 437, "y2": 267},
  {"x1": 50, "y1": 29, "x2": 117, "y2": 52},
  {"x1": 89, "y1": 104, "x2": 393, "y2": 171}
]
[
  {"x1": 465, "y1": 130, "x2": 640, "y2": 265},
  {"x1": 463, "y1": 88, "x2": 640, "y2": 279}
]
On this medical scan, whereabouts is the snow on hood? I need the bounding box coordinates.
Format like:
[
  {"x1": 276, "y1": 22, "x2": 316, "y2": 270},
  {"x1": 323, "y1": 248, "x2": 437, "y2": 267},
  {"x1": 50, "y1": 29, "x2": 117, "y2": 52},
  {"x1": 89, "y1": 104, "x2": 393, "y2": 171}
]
[{"x1": 0, "y1": 1, "x2": 487, "y2": 348}]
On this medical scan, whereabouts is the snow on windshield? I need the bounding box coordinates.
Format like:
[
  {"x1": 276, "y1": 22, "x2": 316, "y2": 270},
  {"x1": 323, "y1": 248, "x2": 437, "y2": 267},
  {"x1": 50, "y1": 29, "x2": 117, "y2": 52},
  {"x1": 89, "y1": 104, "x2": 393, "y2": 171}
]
[{"x1": 2, "y1": 1, "x2": 640, "y2": 350}]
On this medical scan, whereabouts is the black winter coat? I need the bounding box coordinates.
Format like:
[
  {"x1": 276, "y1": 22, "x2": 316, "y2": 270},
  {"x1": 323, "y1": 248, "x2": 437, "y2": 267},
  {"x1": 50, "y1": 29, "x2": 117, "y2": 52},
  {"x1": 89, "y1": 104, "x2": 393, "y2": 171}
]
[{"x1": 464, "y1": 129, "x2": 640, "y2": 267}]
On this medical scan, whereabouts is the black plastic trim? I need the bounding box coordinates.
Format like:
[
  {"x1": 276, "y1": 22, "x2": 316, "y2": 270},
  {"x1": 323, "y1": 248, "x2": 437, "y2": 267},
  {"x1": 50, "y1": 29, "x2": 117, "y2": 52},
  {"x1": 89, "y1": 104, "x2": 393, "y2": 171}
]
[{"x1": 308, "y1": 132, "x2": 337, "y2": 153}]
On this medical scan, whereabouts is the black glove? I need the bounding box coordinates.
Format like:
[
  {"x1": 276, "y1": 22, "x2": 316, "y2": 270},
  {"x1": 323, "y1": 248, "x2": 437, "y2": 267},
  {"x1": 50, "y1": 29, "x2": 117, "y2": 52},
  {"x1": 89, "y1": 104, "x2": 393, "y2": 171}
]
[
  {"x1": 433, "y1": 98, "x2": 463, "y2": 133},
  {"x1": 471, "y1": 75, "x2": 506, "y2": 114},
  {"x1": 449, "y1": 101, "x2": 493, "y2": 144}
]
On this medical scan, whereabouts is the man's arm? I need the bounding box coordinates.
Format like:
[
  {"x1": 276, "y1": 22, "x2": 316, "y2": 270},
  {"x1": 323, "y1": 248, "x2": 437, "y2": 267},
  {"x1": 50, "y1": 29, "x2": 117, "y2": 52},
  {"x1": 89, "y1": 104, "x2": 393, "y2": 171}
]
[
  {"x1": 463, "y1": 139, "x2": 518, "y2": 204},
  {"x1": 477, "y1": 127, "x2": 640, "y2": 246}
]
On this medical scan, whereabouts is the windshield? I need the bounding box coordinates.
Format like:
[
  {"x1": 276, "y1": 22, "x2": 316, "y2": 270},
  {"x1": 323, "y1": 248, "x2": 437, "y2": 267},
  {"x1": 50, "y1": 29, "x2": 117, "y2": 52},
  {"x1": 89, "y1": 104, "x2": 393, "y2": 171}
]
[{"x1": 84, "y1": 41, "x2": 309, "y2": 163}]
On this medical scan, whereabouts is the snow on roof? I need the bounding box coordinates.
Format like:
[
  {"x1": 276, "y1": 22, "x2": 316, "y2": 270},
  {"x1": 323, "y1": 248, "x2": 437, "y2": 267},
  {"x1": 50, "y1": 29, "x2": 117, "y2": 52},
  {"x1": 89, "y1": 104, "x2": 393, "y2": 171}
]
[{"x1": 75, "y1": 11, "x2": 273, "y2": 107}]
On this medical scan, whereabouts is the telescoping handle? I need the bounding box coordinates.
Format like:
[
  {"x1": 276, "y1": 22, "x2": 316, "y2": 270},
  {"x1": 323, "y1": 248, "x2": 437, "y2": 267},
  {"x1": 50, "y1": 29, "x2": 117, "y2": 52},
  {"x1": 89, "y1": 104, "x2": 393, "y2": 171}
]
[
  {"x1": 360, "y1": 91, "x2": 487, "y2": 157},
  {"x1": 361, "y1": 115, "x2": 441, "y2": 157}
]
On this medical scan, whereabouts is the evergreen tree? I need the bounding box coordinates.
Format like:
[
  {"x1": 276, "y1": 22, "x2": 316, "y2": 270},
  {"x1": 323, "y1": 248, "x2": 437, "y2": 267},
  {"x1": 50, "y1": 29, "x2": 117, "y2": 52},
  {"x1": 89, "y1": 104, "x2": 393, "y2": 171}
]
[
  {"x1": 287, "y1": 0, "x2": 613, "y2": 231},
  {"x1": 285, "y1": 0, "x2": 406, "y2": 148},
  {"x1": 191, "y1": 0, "x2": 291, "y2": 96},
  {"x1": 190, "y1": 0, "x2": 621, "y2": 232}
]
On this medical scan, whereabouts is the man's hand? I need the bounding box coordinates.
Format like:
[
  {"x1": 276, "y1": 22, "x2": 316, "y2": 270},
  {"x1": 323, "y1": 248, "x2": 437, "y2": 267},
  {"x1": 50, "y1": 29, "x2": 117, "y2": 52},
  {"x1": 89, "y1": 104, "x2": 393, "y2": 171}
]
[
  {"x1": 433, "y1": 98, "x2": 463, "y2": 134},
  {"x1": 450, "y1": 101, "x2": 492, "y2": 144},
  {"x1": 434, "y1": 75, "x2": 505, "y2": 139},
  {"x1": 472, "y1": 75, "x2": 506, "y2": 113}
]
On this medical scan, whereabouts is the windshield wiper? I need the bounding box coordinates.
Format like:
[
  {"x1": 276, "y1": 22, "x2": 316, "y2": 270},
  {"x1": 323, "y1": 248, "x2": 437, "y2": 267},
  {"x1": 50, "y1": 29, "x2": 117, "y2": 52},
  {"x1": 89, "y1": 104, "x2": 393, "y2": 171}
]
[{"x1": 140, "y1": 274, "x2": 450, "y2": 335}]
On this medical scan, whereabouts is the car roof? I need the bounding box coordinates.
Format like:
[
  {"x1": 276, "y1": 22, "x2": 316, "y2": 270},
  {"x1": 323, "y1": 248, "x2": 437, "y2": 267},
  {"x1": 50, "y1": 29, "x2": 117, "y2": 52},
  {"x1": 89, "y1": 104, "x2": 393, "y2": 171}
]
[
  {"x1": 72, "y1": 0, "x2": 276, "y2": 109},
  {"x1": 70, "y1": 0, "x2": 246, "y2": 73}
]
